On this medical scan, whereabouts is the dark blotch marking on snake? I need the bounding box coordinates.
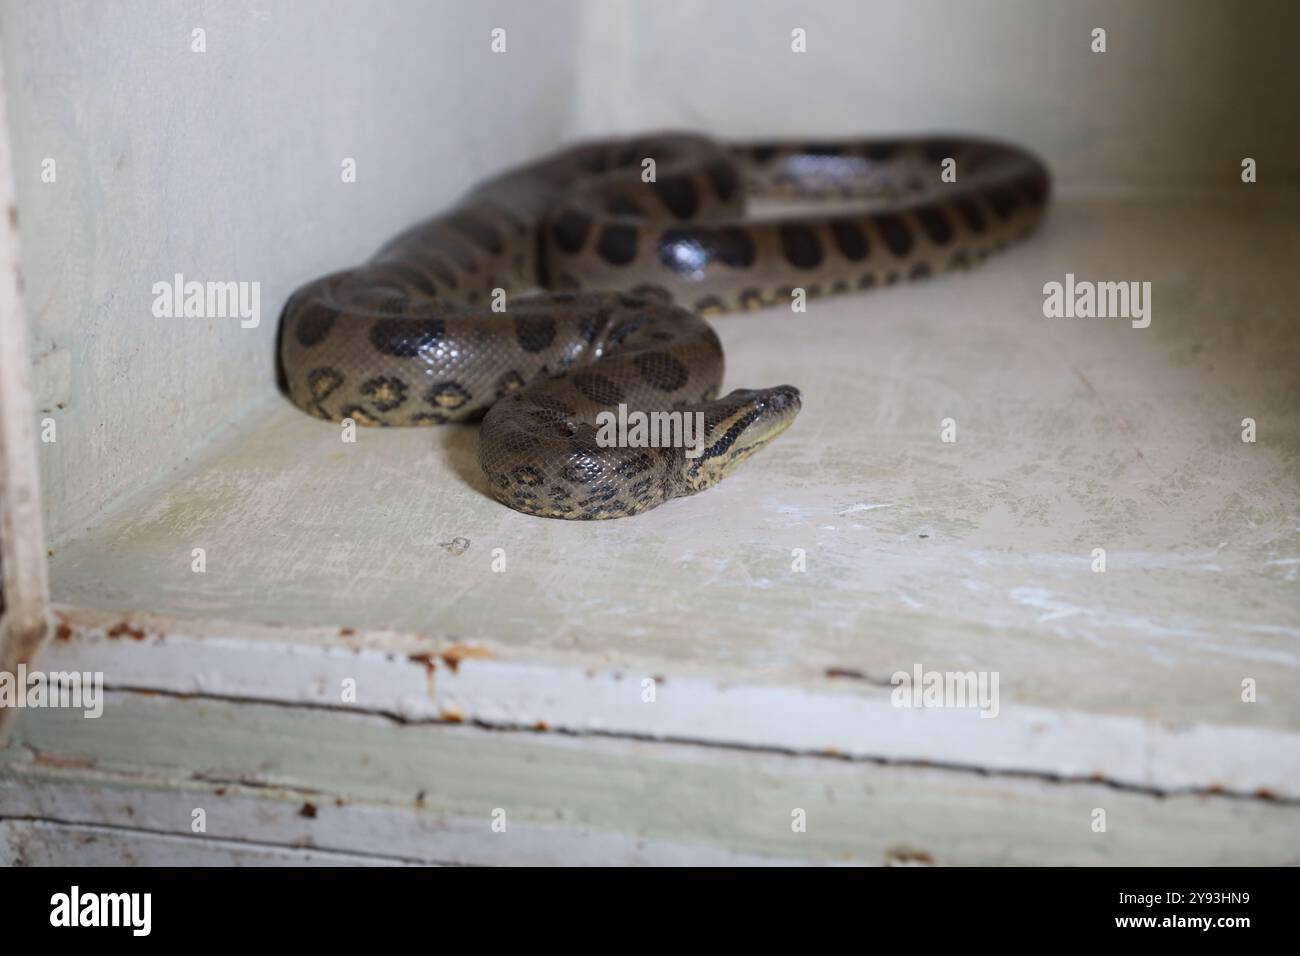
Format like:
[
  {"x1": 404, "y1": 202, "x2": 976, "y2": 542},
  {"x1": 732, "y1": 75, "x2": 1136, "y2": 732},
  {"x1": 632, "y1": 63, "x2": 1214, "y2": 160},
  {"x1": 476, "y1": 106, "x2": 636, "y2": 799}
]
[
  {"x1": 715, "y1": 227, "x2": 756, "y2": 268},
  {"x1": 954, "y1": 198, "x2": 987, "y2": 234},
  {"x1": 359, "y1": 376, "x2": 409, "y2": 412},
  {"x1": 496, "y1": 370, "x2": 526, "y2": 397},
  {"x1": 779, "y1": 224, "x2": 824, "y2": 269},
  {"x1": 986, "y1": 187, "x2": 1021, "y2": 220},
  {"x1": 635, "y1": 351, "x2": 691, "y2": 391},
  {"x1": 338, "y1": 405, "x2": 383, "y2": 427},
  {"x1": 654, "y1": 176, "x2": 700, "y2": 219},
  {"x1": 707, "y1": 162, "x2": 739, "y2": 201},
  {"x1": 695, "y1": 295, "x2": 725, "y2": 315},
  {"x1": 1022, "y1": 173, "x2": 1049, "y2": 205},
  {"x1": 410, "y1": 411, "x2": 448, "y2": 425},
  {"x1": 529, "y1": 394, "x2": 577, "y2": 425},
  {"x1": 875, "y1": 214, "x2": 914, "y2": 257},
  {"x1": 551, "y1": 208, "x2": 592, "y2": 253},
  {"x1": 294, "y1": 303, "x2": 336, "y2": 347},
  {"x1": 307, "y1": 367, "x2": 344, "y2": 400},
  {"x1": 496, "y1": 431, "x2": 538, "y2": 455},
  {"x1": 616, "y1": 451, "x2": 657, "y2": 478},
  {"x1": 917, "y1": 207, "x2": 953, "y2": 245},
  {"x1": 515, "y1": 314, "x2": 557, "y2": 353},
  {"x1": 597, "y1": 223, "x2": 638, "y2": 265},
  {"x1": 830, "y1": 220, "x2": 869, "y2": 261},
  {"x1": 427, "y1": 381, "x2": 471, "y2": 411},
  {"x1": 572, "y1": 372, "x2": 625, "y2": 406},
  {"x1": 512, "y1": 464, "x2": 545, "y2": 487},
  {"x1": 369, "y1": 318, "x2": 445, "y2": 357}
]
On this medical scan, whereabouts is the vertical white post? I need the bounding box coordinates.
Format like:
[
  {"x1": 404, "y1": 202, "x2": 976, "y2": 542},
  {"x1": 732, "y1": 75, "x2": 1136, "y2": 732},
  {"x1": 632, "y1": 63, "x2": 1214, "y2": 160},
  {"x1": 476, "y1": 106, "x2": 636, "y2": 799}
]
[{"x1": 0, "y1": 41, "x2": 51, "y2": 736}]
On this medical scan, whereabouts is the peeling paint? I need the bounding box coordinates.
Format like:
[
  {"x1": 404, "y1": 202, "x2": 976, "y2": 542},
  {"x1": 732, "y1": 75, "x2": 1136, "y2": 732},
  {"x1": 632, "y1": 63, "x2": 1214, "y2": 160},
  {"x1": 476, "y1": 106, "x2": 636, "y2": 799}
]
[{"x1": 105, "y1": 621, "x2": 147, "y2": 641}]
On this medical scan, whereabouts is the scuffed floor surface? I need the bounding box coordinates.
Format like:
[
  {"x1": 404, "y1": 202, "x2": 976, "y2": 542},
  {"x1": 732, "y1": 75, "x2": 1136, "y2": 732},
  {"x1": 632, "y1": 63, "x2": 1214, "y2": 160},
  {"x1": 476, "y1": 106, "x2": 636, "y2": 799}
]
[{"x1": 44, "y1": 197, "x2": 1300, "y2": 801}]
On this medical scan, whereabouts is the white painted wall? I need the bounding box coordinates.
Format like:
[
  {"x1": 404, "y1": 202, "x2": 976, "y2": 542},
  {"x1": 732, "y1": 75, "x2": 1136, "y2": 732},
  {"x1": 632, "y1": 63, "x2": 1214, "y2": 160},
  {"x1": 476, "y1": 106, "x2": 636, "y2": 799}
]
[
  {"x1": 5, "y1": 0, "x2": 1296, "y2": 542},
  {"x1": 574, "y1": 0, "x2": 1300, "y2": 196},
  {"x1": 2, "y1": 0, "x2": 580, "y2": 542}
]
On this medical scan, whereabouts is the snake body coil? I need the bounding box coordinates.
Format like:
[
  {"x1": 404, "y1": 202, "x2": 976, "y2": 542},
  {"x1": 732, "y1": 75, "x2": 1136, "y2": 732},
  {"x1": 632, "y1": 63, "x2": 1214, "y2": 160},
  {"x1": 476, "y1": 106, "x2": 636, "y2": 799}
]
[{"x1": 279, "y1": 133, "x2": 1049, "y2": 518}]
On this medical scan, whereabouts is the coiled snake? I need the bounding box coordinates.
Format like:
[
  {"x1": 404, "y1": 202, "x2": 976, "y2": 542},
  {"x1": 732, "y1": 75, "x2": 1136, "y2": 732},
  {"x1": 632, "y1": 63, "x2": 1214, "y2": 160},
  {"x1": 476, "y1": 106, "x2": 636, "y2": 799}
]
[{"x1": 278, "y1": 133, "x2": 1049, "y2": 519}]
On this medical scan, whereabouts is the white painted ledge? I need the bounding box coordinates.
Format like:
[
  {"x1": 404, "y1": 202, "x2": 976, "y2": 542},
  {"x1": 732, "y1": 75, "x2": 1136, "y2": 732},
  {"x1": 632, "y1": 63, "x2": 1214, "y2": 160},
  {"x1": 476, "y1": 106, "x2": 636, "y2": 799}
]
[{"x1": 38, "y1": 604, "x2": 1300, "y2": 800}]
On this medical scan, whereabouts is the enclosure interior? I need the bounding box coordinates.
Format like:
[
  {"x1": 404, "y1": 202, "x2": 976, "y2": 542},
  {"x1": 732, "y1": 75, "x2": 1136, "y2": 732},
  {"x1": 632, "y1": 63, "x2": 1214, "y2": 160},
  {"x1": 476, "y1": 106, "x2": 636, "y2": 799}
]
[{"x1": 4, "y1": 0, "x2": 1299, "y2": 863}]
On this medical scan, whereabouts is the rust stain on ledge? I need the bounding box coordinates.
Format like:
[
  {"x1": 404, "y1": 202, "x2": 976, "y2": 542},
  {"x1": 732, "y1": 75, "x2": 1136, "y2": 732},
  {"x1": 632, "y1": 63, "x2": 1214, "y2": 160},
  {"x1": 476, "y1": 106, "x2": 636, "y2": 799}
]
[
  {"x1": 884, "y1": 845, "x2": 936, "y2": 866},
  {"x1": 106, "y1": 620, "x2": 147, "y2": 641},
  {"x1": 440, "y1": 644, "x2": 495, "y2": 673},
  {"x1": 408, "y1": 652, "x2": 438, "y2": 676},
  {"x1": 407, "y1": 652, "x2": 439, "y2": 696},
  {"x1": 826, "y1": 666, "x2": 869, "y2": 680}
]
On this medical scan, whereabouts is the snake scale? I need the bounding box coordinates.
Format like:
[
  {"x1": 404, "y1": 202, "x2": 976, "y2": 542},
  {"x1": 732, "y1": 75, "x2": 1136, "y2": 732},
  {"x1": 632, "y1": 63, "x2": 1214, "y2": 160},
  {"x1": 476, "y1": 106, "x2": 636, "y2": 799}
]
[{"x1": 278, "y1": 133, "x2": 1049, "y2": 519}]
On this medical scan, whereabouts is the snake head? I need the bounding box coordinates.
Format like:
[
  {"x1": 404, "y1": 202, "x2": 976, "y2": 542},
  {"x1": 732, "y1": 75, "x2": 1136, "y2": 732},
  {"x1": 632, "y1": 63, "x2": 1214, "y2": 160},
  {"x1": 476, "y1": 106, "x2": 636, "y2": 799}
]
[{"x1": 680, "y1": 385, "x2": 802, "y2": 493}]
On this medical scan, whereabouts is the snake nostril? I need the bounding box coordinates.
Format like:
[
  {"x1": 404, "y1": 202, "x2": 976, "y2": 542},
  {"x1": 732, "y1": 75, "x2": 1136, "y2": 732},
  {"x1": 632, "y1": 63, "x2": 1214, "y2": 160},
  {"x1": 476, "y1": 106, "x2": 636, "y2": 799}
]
[{"x1": 767, "y1": 387, "x2": 799, "y2": 412}]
